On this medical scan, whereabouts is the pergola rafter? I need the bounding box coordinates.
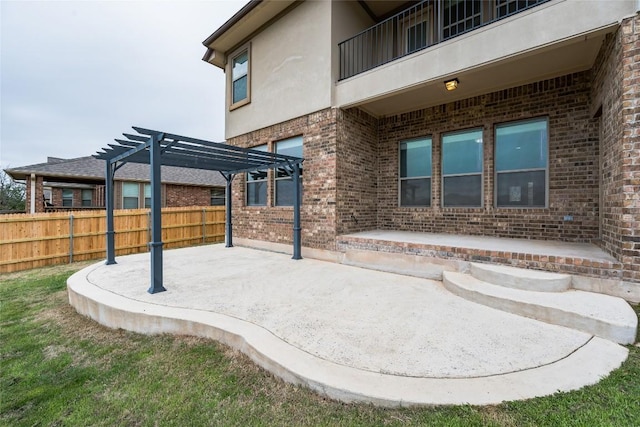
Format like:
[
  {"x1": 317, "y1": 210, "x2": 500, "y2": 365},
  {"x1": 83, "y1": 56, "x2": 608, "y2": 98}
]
[{"x1": 94, "y1": 127, "x2": 304, "y2": 294}]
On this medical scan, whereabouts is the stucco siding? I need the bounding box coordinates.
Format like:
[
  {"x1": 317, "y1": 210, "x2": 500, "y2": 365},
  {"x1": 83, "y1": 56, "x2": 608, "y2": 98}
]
[{"x1": 225, "y1": 0, "x2": 333, "y2": 139}]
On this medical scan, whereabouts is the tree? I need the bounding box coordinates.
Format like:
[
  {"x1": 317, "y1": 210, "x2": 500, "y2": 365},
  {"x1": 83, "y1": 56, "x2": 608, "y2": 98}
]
[{"x1": 0, "y1": 170, "x2": 26, "y2": 212}]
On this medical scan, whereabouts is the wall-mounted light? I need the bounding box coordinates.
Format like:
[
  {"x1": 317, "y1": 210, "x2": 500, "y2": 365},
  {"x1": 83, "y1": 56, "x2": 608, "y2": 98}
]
[{"x1": 444, "y1": 78, "x2": 459, "y2": 91}]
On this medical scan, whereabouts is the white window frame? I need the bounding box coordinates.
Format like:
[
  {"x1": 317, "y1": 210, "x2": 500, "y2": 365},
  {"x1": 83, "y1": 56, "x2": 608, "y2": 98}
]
[
  {"x1": 494, "y1": 117, "x2": 549, "y2": 209},
  {"x1": 229, "y1": 43, "x2": 251, "y2": 111}
]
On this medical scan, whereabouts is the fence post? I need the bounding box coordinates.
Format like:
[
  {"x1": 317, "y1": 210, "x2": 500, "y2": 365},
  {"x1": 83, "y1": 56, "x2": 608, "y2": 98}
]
[
  {"x1": 202, "y1": 208, "x2": 206, "y2": 244},
  {"x1": 147, "y1": 211, "x2": 151, "y2": 252},
  {"x1": 69, "y1": 214, "x2": 74, "y2": 263}
]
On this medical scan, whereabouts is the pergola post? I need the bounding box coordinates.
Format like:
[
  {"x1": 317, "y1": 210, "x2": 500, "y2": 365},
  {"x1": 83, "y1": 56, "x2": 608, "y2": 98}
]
[
  {"x1": 105, "y1": 161, "x2": 116, "y2": 265},
  {"x1": 292, "y1": 162, "x2": 302, "y2": 260},
  {"x1": 148, "y1": 133, "x2": 166, "y2": 294},
  {"x1": 223, "y1": 173, "x2": 234, "y2": 248}
]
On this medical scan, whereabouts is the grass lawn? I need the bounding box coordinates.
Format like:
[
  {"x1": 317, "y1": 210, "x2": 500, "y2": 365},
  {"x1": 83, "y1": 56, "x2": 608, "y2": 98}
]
[{"x1": 1, "y1": 263, "x2": 639, "y2": 427}]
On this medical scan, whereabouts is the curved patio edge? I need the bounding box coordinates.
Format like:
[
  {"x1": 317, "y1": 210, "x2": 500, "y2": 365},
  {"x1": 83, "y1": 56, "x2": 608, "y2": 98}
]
[{"x1": 67, "y1": 262, "x2": 629, "y2": 407}]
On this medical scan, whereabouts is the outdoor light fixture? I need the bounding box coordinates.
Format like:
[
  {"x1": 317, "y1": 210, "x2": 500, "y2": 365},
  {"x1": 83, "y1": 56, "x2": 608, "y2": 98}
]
[{"x1": 445, "y1": 78, "x2": 459, "y2": 91}]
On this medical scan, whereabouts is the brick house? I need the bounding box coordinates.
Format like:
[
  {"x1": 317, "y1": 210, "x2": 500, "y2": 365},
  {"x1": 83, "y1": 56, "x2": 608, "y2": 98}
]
[
  {"x1": 202, "y1": 1, "x2": 640, "y2": 289},
  {"x1": 5, "y1": 156, "x2": 226, "y2": 213}
]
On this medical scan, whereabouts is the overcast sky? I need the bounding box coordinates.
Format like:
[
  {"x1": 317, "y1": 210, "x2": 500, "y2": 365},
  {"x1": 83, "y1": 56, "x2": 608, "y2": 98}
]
[{"x1": 1, "y1": 0, "x2": 246, "y2": 172}]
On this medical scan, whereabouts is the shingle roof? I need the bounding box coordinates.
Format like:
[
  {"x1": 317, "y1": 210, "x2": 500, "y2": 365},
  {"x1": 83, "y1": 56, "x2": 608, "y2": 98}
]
[{"x1": 5, "y1": 156, "x2": 226, "y2": 187}]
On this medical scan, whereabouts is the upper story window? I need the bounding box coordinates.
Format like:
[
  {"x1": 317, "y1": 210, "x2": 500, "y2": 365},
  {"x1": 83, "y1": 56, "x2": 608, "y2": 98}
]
[
  {"x1": 246, "y1": 144, "x2": 267, "y2": 206},
  {"x1": 122, "y1": 182, "x2": 140, "y2": 209},
  {"x1": 399, "y1": 137, "x2": 432, "y2": 207},
  {"x1": 230, "y1": 45, "x2": 250, "y2": 109},
  {"x1": 81, "y1": 189, "x2": 93, "y2": 207},
  {"x1": 274, "y1": 136, "x2": 303, "y2": 206},
  {"x1": 495, "y1": 118, "x2": 548, "y2": 208},
  {"x1": 442, "y1": 128, "x2": 483, "y2": 207},
  {"x1": 62, "y1": 189, "x2": 73, "y2": 207}
]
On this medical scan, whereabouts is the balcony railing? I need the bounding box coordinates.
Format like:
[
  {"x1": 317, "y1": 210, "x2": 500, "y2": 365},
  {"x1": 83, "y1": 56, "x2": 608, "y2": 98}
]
[{"x1": 338, "y1": 0, "x2": 550, "y2": 80}]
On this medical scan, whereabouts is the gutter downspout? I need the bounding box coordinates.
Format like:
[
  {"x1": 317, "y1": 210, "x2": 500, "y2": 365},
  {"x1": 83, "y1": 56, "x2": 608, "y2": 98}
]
[{"x1": 30, "y1": 173, "x2": 36, "y2": 214}]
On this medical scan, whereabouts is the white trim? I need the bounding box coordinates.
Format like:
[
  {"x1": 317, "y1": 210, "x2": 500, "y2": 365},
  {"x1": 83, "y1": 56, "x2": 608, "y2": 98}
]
[{"x1": 30, "y1": 173, "x2": 36, "y2": 214}]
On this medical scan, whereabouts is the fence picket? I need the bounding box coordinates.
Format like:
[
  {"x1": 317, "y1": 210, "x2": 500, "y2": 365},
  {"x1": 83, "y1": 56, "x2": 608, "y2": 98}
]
[{"x1": 0, "y1": 206, "x2": 225, "y2": 273}]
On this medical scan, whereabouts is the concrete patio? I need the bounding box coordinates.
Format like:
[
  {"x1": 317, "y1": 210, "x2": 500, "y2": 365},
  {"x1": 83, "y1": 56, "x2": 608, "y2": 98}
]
[{"x1": 67, "y1": 244, "x2": 634, "y2": 406}]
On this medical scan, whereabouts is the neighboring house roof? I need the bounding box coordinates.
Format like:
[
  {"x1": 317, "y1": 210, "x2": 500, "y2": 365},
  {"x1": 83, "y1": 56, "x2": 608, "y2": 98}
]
[{"x1": 5, "y1": 156, "x2": 227, "y2": 187}]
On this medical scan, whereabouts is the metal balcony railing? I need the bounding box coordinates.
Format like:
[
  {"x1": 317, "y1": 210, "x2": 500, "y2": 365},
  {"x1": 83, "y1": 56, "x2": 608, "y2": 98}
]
[{"x1": 338, "y1": 0, "x2": 550, "y2": 80}]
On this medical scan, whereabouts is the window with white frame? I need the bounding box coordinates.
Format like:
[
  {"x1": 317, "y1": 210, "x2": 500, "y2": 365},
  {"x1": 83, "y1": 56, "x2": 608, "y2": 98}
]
[
  {"x1": 230, "y1": 47, "x2": 250, "y2": 108},
  {"x1": 81, "y1": 189, "x2": 93, "y2": 207},
  {"x1": 442, "y1": 128, "x2": 483, "y2": 207},
  {"x1": 62, "y1": 189, "x2": 73, "y2": 207},
  {"x1": 43, "y1": 188, "x2": 52, "y2": 206},
  {"x1": 246, "y1": 144, "x2": 267, "y2": 206},
  {"x1": 495, "y1": 118, "x2": 548, "y2": 208},
  {"x1": 274, "y1": 136, "x2": 303, "y2": 206},
  {"x1": 399, "y1": 138, "x2": 432, "y2": 207},
  {"x1": 122, "y1": 182, "x2": 139, "y2": 209}
]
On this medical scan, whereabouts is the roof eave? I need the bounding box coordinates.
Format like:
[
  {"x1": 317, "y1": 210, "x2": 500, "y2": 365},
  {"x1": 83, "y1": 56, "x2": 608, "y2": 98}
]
[{"x1": 202, "y1": 0, "x2": 262, "y2": 47}]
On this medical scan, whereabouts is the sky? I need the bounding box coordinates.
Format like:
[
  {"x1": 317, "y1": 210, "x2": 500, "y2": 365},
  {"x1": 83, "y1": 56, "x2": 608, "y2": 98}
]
[{"x1": 0, "y1": 0, "x2": 247, "y2": 172}]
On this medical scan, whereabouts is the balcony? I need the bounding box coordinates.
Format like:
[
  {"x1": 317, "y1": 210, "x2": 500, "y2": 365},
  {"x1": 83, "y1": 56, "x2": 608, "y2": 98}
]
[{"x1": 339, "y1": 0, "x2": 550, "y2": 81}]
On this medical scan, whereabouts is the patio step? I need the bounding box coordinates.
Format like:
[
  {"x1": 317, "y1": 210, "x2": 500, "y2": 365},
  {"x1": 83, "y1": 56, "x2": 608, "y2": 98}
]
[
  {"x1": 442, "y1": 271, "x2": 638, "y2": 344},
  {"x1": 470, "y1": 262, "x2": 572, "y2": 292}
]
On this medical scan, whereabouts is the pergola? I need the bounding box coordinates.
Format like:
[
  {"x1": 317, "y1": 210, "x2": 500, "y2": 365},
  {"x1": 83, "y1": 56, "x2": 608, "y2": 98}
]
[{"x1": 94, "y1": 127, "x2": 304, "y2": 294}]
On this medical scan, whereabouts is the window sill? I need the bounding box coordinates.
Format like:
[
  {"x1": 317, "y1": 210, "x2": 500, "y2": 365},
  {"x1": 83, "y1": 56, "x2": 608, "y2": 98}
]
[{"x1": 229, "y1": 98, "x2": 250, "y2": 111}]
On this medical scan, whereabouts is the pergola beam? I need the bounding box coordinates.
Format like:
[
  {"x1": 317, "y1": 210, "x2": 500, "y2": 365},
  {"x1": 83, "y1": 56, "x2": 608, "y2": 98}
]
[{"x1": 95, "y1": 126, "x2": 304, "y2": 295}]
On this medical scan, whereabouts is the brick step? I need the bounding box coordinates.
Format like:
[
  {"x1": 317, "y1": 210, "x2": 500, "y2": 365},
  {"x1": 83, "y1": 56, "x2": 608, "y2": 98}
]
[
  {"x1": 470, "y1": 262, "x2": 572, "y2": 292},
  {"x1": 442, "y1": 271, "x2": 637, "y2": 344}
]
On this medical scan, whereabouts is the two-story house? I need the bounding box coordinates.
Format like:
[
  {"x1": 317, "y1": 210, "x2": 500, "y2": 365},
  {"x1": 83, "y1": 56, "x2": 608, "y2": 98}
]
[{"x1": 202, "y1": 0, "x2": 640, "y2": 296}]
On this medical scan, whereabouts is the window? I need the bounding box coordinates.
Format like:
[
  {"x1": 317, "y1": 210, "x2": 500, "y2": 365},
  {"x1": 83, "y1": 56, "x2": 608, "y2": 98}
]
[
  {"x1": 442, "y1": 0, "x2": 483, "y2": 39},
  {"x1": 399, "y1": 138, "x2": 432, "y2": 207},
  {"x1": 210, "y1": 188, "x2": 225, "y2": 206},
  {"x1": 230, "y1": 47, "x2": 250, "y2": 109},
  {"x1": 43, "y1": 188, "x2": 52, "y2": 206},
  {"x1": 495, "y1": 118, "x2": 548, "y2": 208},
  {"x1": 274, "y1": 136, "x2": 303, "y2": 206},
  {"x1": 442, "y1": 129, "x2": 483, "y2": 207},
  {"x1": 406, "y1": 20, "x2": 428, "y2": 53},
  {"x1": 496, "y1": 0, "x2": 546, "y2": 19},
  {"x1": 246, "y1": 144, "x2": 267, "y2": 206},
  {"x1": 122, "y1": 182, "x2": 139, "y2": 209},
  {"x1": 62, "y1": 189, "x2": 73, "y2": 207},
  {"x1": 144, "y1": 184, "x2": 151, "y2": 208},
  {"x1": 81, "y1": 189, "x2": 93, "y2": 207}
]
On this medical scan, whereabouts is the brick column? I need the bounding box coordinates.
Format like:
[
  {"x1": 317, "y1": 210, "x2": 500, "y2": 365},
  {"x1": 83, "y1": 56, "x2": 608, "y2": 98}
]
[{"x1": 620, "y1": 15, "x2": 640, "y2": 282}]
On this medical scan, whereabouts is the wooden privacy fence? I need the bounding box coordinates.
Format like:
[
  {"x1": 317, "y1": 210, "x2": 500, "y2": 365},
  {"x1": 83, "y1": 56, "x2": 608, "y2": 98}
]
[{"x1": 0, "y1": 206, "x2": 225, "y2": 273}]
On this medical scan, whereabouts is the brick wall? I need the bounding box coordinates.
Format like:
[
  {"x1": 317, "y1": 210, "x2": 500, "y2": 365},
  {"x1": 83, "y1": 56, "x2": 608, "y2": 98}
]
[
  {"x1": 336, "y1": 108, "x2": 378, "y2": 235},
  {"x1": 165, "y1": 184, "x2": 212, "y2": 207},
  {"x1": 592, "y1": 15, "x2": 640, "y2": 282},
  {"x1": 620, "y1": 15, "x2": 640, "y2": 282},
  {"x1": 377, "y1": 71, "x2": 600, "y2": 242},
  {"x1": 226, "y1": 108, "x2": 338, "y2": 250}
]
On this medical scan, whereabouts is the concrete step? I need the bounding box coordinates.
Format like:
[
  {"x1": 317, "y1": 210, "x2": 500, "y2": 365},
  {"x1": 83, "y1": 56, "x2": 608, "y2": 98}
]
[
  {"x1": 470, "y1": 262, "x2": 572, "y2": 292},
  {"x1": 443, "y1": 271, "x2": 638, "y2": 344}
]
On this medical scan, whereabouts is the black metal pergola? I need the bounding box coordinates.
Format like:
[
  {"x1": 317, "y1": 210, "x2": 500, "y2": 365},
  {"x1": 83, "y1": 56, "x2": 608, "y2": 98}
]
[{"x1": 94, "y1": 127, "x2": 304, "y2": 294}]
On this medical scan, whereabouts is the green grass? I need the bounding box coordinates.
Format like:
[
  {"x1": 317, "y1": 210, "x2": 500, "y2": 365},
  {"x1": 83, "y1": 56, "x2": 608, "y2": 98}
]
[{"x1": 1, "y1": 263, "x2": 639, "y2": 427}]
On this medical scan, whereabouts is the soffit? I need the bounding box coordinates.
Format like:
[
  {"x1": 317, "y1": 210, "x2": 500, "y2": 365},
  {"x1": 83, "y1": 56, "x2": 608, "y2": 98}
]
[
  {"x1": 352, "y1": 32, "x2": 607, "y2": 117},
  {"x1": 203, "y1": 0, "x2": 295, "y2": 68}
]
